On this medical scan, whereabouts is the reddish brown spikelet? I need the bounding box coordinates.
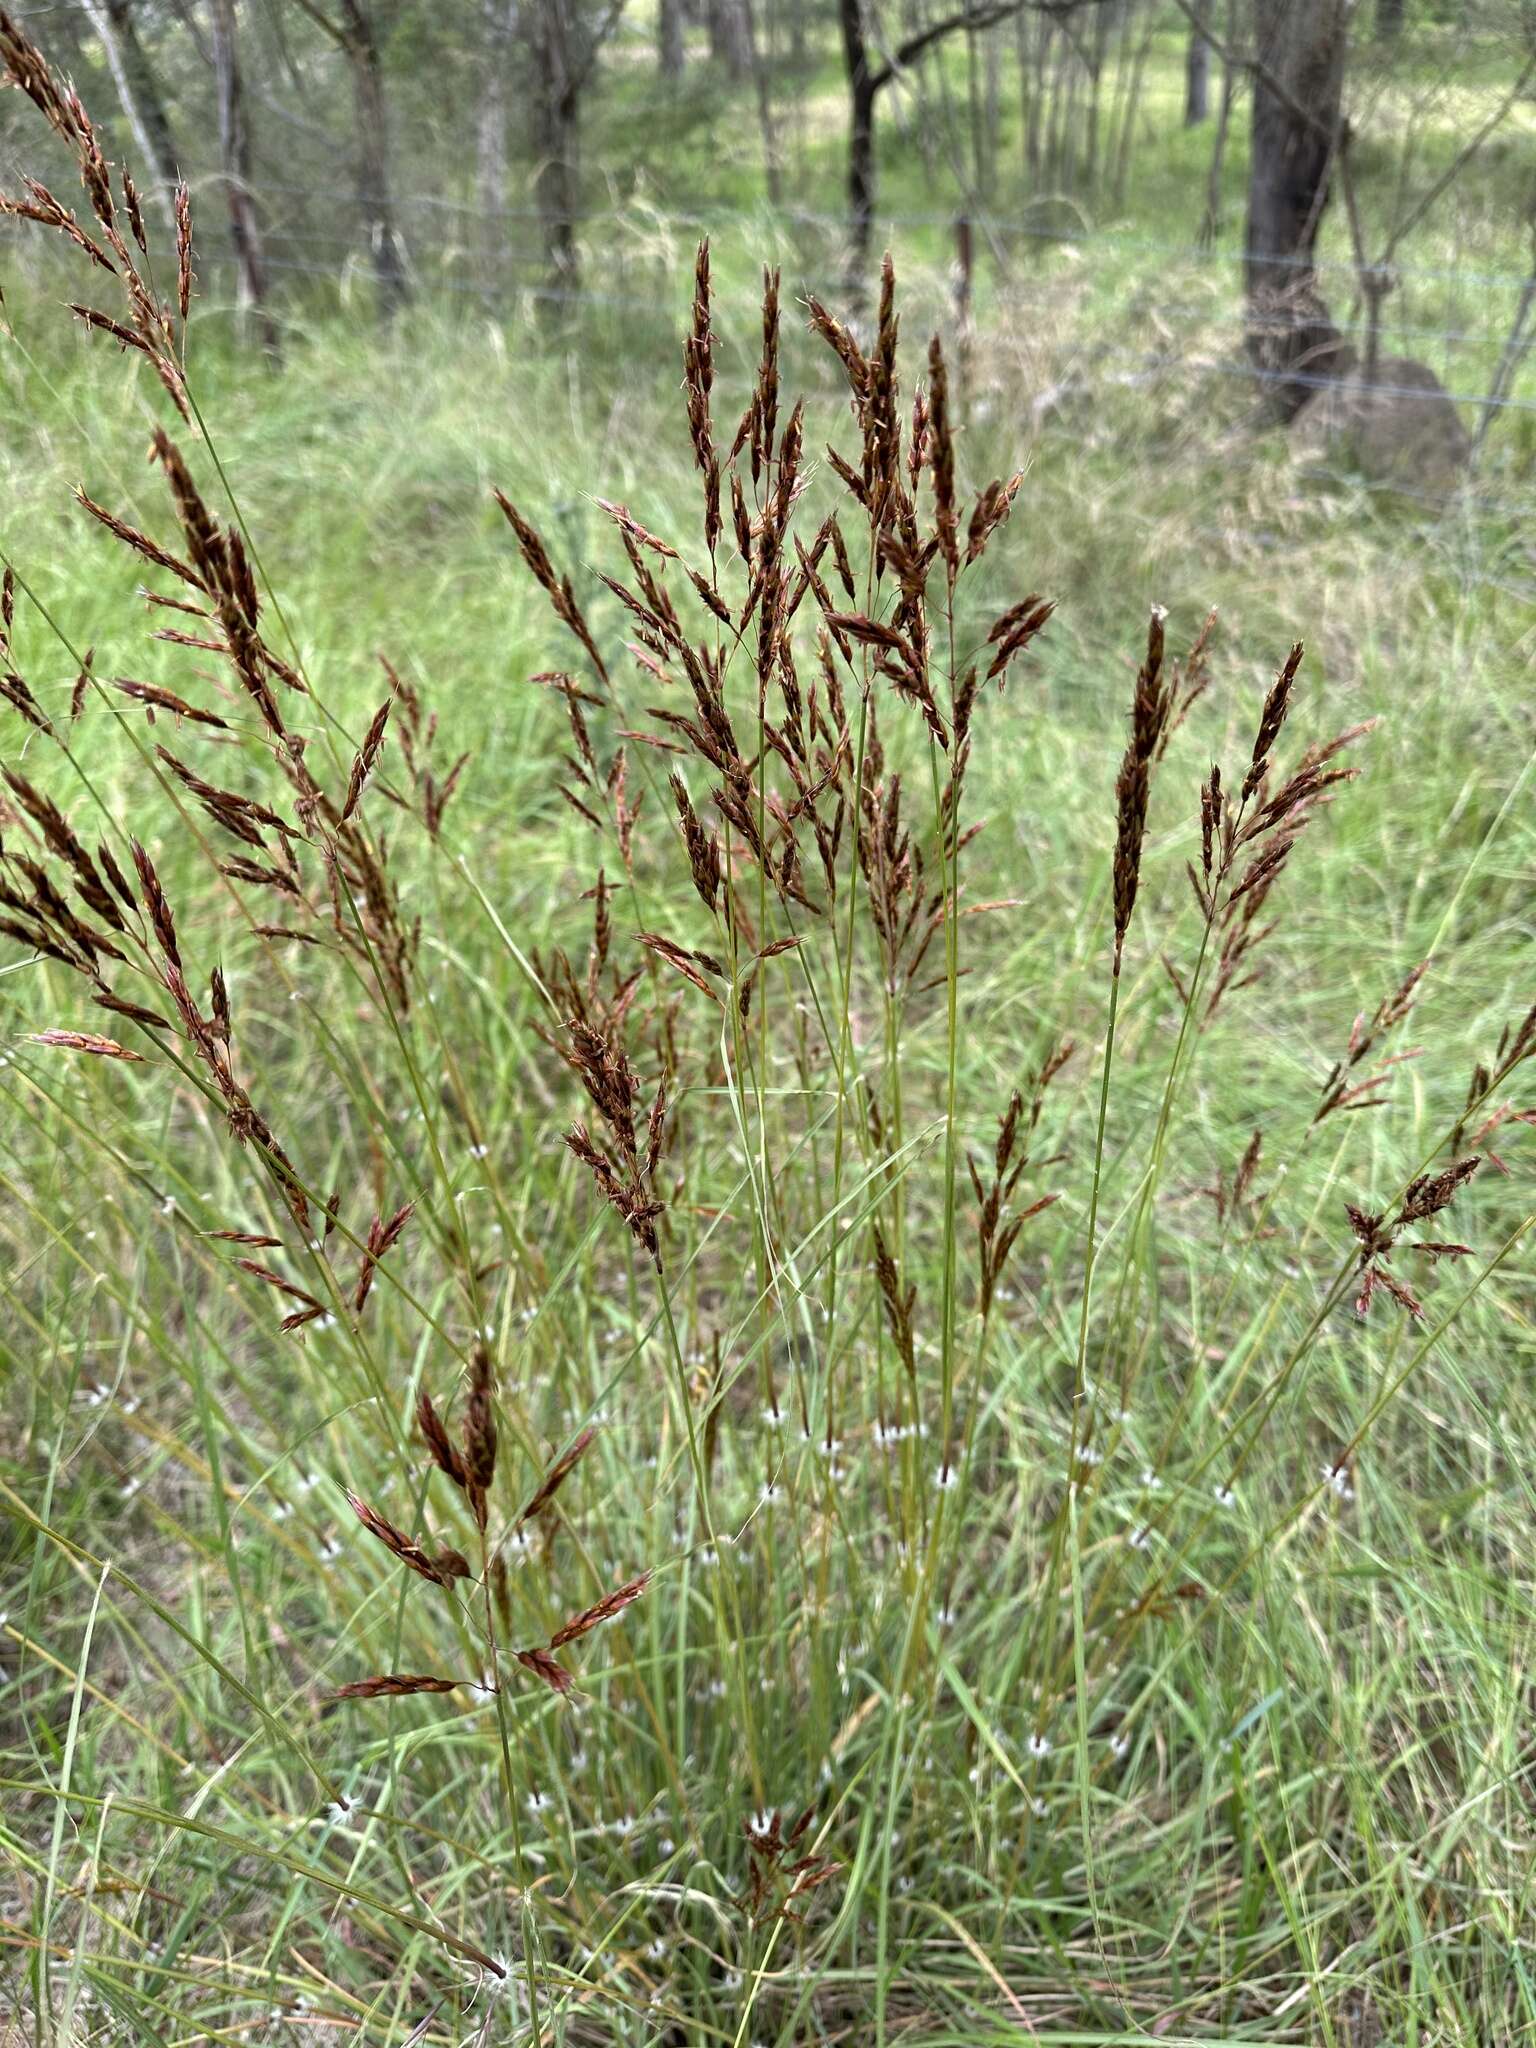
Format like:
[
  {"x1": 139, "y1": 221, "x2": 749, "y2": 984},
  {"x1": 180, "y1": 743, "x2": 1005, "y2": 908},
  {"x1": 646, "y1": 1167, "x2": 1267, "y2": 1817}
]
[
  {"x1": 515, "y1": 1646, "x2": 574, "y2": 1694},
  {"x1": 494, "y1": 491, "x2": 610, "y2": 687},
  {"x1": 174, "y1": 181, "x2": 193, "y2": 320},
  {"x1": 670, "y1": 773, "x2": 722, "y2": 913},
  {"x1": 1242, "y1": 642, "x2": 1303, "y2": 802},
  {"x1": 521, "y1": 1425, "x2": 597, "y2": 1524},
  {"x1": 417, "y1": 1389, "x2": 470, "y2": 1490},
  {"x1": 74, "y1": 487, "x2": 204, "y2": 589},
  {"x1": 547, "y1": 1569, "x2": 650, "y2": 1649},
  {"x1": 462, "y1": 1342, "x2": 497, "y2": 1528},
  {"x1": 684, "y1": 239, "x2": 721, "y2": 556},
  {"x1": 927, "y1": 335, "x2": 959, "y2": 581},
  {"x1": 341, "y1": 697, "x2": 391, "y2": 823},
  {"x1": 29, "y1": 1028, "x2": 143, "y2": 1061},
  {"x1": 129, "y1": 839, "x2": 182, "y2": 971},
  {"x1": 112, "y1": 677, "x2": 228, "y2": 728},
  {"x1": 353, "y1": 1200, "x2": 413, "y2": 1314},
  {"x1": 1401, "y1": 1156, "x2": 1480, "y2": 1223},
  {"x1": 120, "y1": 165, "x2": 145, "y2": 253},
  {"x1": 984, "y1": 595, "x2": 1054, "y2": 687},
  {"x1": 329, "y1": 1673, "x2": 459, "y2": 1701},
  {"x1": 344, "y1": 1489, "x2": 471, "y2": 1586},
  {"x1": 871, "y1": 1223, "x2": 917, "y2": 1386},
  {"x1": 964, "y1": 474, "x2": 1021, "y2": 565},
  {"x1": 1111, "y1": 606, "x2": 1172, "y2": 969}
]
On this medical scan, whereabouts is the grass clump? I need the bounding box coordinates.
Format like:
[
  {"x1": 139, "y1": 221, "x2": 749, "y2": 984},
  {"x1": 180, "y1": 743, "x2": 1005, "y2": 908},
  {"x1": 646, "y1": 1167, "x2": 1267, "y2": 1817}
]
[{"x1": 1, "y1": 15, "x2": 1535, "y2": 2044}]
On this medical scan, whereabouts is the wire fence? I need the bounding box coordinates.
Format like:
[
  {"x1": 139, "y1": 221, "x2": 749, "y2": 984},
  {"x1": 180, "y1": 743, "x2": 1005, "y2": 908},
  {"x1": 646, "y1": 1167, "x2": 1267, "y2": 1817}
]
[{"x1": 232, "y1": 190, "x2": 1536, "y2": 443}]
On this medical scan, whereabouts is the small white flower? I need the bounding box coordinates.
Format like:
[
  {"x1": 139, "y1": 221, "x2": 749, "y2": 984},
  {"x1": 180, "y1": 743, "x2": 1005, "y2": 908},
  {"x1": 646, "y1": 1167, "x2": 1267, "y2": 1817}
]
[
  {"x1": 934, "y1": 1462, "x2": 959, "y2": 1491},
  {"x1": 1029, "y1": 1795, "x2": 1048, "y2": 1819},
  {"x1": 1213, "y1": 1483, "x2": 1237, "y2": 1509},
  {"x1": 1026, "y1": 1732, "x2": 1051, "y2": 1758},
  {"x1": 526, "y1": 1789, "x2": 552, "y2": 1814},
  {"x1": 326, "y1": 1795, "x2": 354, "y2": 1825},
  {"x1": 816, "y1": 1435, "x2": 842, "y2": 1458},
  {"x1": 758, "y1": 1481, "x2": 781, "y2": 1510},
  {"x1": 1076, "y1": 1443, "x2": 1103, "y2": 1467},
  {"x1": 749, "y1": 1808, "x2": 775, "y2": 1835},
  {"x1": 645, "y1": 1937, "x2": 668, "y2": 1960},
  {"x1": 469, "y1": 1143, "x2": 489, "y2": 1160},
  {"x1": 1127, "y1": 1525, "x2": 1151, "y2": 1551},
  {"x1": 658, "y1": 1835, "x2": 675, "y2": 1855},
  {"x1": 1110, "y1": 1730, "x2": 1131, "y2": 1758},
  {"x1": 762, "y1": 1406, "x2": 784, "y2": 1429},
  {"x1": 1140, "y1": 1468, "x2": 1161, "y2": 1490}
]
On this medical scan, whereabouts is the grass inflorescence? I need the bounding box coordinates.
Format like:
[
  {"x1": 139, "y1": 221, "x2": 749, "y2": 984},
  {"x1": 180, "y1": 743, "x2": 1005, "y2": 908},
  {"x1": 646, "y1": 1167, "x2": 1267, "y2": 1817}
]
[{"x1": 1, "y1": 15, "x2": 1534, "y2": 2043}]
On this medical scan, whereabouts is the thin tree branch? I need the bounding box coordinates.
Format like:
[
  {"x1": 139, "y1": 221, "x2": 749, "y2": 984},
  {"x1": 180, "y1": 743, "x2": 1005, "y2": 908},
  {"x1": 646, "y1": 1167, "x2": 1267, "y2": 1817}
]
[{"x1": 871, "y1": 0, "x2": 1108, "y2": 94}]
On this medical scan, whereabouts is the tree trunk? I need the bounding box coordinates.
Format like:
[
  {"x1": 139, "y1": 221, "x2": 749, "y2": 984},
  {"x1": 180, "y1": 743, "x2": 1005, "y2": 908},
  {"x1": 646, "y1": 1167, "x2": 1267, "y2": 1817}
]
[
  {"x1": 1199, "y1": 0, "x2": 1239, "y2": 243},
  {"x1": 337, "y1": 1, "x2": 410, "y2": 318},
  {"x1": 531, "y1": 0, "x2": 581, "y2": 294},
  {"x1": 476, "y1": 0, "x2": 518, "y2": 297},
  {"x1": 1244, "y1": 0, "x2": 1351, "y2": 416},
  {"x1": 709, "y1": 0, "x2": 754, "y2": 77},
  {"x1": 1021, "y1": 9, "x2": 1042, "y2": 179},
  {"x1": 211, "y1": 0, "x2": 280, "y2": 356},
  {"x1": 744, "y1": 0, "x2": 782, "y2": 201},
  {"x1": 1109, "y1": 12, "x2": 1153, "y2": 207},
  {"x1": 1083, "y1": 1, "x2": 1111, "y2": 189},
  {"x1": 1184, "y1": 23, "x2": 1209, "y2": 124},
  {"x1": 79, "y1": 0, "x2": 180, "y2": 214},
  {"x1": 837, "y1": 0, "x2": 877, "y2": 283},
  {"x1": 659, "y1": 0, "x2": 686, "y2": 78}
]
